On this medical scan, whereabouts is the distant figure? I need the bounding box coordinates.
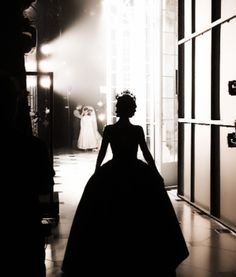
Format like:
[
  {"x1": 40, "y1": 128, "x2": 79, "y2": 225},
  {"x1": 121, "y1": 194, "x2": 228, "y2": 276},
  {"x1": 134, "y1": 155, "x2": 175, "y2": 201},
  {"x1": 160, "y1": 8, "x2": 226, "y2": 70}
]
[
  {"x1": 61, "y1": 90, "x2": 189, "y2": 276},
  {"x1": 77, "y1": 105, "x2": 102, "y2": 151},
  {"x1": 72, "y1": 104, "x2": 83, "y2": 149},
  {"x1": 1, "y1": 72, "x2": 55, "y2": 277}
]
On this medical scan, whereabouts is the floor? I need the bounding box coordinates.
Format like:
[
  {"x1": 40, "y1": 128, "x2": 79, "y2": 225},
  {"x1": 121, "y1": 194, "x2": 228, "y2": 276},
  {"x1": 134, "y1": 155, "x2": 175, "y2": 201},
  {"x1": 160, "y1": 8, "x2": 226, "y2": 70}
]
[{"x1": 45, "y1": 149, "x2": 236, "y2": 277}]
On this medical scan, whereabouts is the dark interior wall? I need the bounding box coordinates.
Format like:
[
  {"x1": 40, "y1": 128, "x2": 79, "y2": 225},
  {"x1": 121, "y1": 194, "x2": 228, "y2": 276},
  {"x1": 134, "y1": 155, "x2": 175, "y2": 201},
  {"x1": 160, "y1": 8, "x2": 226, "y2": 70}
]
[{"x1": 0, "y1": 1, "x2": 37, "y2": 135}]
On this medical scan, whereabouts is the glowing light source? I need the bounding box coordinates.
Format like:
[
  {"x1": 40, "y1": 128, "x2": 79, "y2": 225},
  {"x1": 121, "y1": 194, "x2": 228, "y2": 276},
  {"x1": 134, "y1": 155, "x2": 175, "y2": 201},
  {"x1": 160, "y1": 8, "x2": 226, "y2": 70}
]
[
  {"x1": 40, "y1": 77, "x2": 51, "y2": 89},
  {"x1": 40, "y1": 44, "x2": 53, "y2": 55},
  {"x1": 98, "y1": 113, "x2": 106, "y2": 121},
  {"x1": 97, "y1": 100, "x2": 104, "y2": 107},
  {"x1": 39, "y1": 60, "x2": 53, "y2": 72}
]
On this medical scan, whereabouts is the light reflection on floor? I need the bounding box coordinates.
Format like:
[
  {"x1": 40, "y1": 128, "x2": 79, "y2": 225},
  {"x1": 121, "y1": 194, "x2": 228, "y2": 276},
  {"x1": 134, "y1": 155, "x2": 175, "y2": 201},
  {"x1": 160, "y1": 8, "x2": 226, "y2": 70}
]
[{"x1": 45, "y1": 149, "x2": 236, "y2": 277}]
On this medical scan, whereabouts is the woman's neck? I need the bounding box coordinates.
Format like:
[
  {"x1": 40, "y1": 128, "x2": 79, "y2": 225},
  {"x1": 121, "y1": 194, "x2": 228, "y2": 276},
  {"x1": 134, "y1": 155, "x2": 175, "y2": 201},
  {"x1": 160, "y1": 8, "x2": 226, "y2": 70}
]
[{"x1": 117, "y1": 117, "x2": 130, "y2": 125}]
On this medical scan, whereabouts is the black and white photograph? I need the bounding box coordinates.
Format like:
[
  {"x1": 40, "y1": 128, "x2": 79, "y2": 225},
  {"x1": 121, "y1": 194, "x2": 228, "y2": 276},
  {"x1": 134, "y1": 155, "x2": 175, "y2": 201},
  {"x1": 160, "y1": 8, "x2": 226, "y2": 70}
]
[{"x1": 1, "y1": 0, "x2": 236, "y2": 276}]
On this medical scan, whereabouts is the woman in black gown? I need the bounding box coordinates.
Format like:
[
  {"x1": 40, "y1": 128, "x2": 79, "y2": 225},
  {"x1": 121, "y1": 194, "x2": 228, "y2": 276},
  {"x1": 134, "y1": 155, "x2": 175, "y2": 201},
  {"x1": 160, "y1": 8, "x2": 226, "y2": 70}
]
[{"x1": 61, "y1": 90, "x2": 189, "y2": 276}]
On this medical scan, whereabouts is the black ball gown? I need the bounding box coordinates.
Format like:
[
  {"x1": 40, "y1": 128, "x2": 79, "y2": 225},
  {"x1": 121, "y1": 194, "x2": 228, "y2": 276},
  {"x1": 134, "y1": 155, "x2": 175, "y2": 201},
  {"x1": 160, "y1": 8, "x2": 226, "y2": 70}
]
[{"x1": 62, "y1": 124, "x2": 189, "y2": 276}]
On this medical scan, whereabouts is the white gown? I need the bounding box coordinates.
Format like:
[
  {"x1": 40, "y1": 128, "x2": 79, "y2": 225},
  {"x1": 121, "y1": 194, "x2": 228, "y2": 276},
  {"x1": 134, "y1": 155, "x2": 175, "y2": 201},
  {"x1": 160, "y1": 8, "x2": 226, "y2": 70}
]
[{"x1": 77, "y1": 106, "x2": 102, "y2": 150}]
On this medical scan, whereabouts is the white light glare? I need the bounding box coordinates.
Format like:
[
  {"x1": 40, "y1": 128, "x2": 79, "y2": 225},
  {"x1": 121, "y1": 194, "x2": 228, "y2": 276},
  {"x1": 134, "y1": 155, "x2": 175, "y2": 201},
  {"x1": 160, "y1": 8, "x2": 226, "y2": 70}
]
[
  {"x1": 97, "y1": 100, "x2": 104, "y2": 107},
  {"x1": 40, "y1": 44, "x2": 53, "y2": 55},
  {"x1": 25, "y1": 60, "x2": 37, "y2": 71},
  {"x1": 40, "y1": 77, "x2": 51, "y2": 89},
  {"x1": 39, "y1": 60, "x2": 53, "y2": 72},
  {"x1": 98, "y1": 113, "x2": 106, "y2": 121}
]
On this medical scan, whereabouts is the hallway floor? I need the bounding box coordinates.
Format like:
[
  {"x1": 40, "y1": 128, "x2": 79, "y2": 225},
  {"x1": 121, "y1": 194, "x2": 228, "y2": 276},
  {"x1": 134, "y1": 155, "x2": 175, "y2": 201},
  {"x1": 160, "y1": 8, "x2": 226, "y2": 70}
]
[{"x1": 45, "y1": 149, "x2": 236, "y2": 277}]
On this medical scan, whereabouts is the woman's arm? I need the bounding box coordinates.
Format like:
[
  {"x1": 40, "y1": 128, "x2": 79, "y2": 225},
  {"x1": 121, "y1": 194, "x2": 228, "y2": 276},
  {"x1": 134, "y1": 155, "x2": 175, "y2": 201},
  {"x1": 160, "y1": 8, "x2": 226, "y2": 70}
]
[
  {"x1": 138, "y1": 126, "x2": 158, "y2": 170},
  {"x1": 138, "y1": 126, "x2": 164, "y2": 183},
  {"x1": 95, "y1": 126, "x2": 109, "y2": 172}
]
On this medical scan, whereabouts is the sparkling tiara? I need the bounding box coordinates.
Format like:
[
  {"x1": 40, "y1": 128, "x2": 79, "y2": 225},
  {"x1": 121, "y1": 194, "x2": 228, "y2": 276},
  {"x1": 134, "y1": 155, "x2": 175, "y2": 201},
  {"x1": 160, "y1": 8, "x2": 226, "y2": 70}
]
[{"x1": 115, "y1": 90, "x2": 136, "y2": 100}]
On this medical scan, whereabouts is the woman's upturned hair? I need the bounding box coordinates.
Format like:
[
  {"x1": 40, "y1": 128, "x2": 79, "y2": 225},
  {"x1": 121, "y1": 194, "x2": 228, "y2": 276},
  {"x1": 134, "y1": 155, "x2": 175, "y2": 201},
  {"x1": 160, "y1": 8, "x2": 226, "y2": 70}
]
[{"x1": 115, "y1": 90, "x2": 137, "y2": 118}]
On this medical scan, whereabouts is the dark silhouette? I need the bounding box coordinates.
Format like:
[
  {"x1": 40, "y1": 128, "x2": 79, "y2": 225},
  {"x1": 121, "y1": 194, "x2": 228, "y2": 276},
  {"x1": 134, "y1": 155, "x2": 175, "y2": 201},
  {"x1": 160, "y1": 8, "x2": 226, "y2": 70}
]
[
  {"x1": 72, "y1": 104, "x2": 83, "y2": 149},
  {"x1": 61, "y1": 90, "x2": 189, "y2": 276},
  {"x1": 1, "y1": 72, "x2": 55, "y2": 277},
  {"x1": 1, "y1": 1, "x2": 37, "y2": 136}
]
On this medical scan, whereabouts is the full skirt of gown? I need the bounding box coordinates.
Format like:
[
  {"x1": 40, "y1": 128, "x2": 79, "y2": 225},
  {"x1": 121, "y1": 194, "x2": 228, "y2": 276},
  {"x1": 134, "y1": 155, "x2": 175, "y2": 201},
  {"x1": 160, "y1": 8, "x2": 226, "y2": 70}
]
[{"x1": 62, "y1": 159, "x2": 189, "y2": 276}]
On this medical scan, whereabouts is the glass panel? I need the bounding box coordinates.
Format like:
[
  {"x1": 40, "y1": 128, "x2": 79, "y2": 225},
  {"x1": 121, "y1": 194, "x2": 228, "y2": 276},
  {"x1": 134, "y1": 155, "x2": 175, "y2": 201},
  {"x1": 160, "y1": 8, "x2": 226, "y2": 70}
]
[
  {"x1": 27, "y1": 75, "x2": 38, "y2": 136},
  {"x1": 195, "y1": 0, "x2": 211, "y2": 32},
  {"x1": 195, "y1": 32, "x2": 211, "y2": 120},
  {"x1": 183, "y1": 123, "x2": 191, "y2": 199},
  {"x1": 184, "y1": 0, "x2": 192, "y2": 37},
  {"x1": 184, "y1": 41, "x2": 192, "y2": 118},
  {"x1": 220, "y1": 127, "x2": 236, "y2": 229},
  {"x1": 161, "y1": 0, "x2": 178, "y2": 187},
  {"x1": 194, "y1": 125, "x2": 211, "y2": 212},
  {"x1": 162, "y1": 120, "x2": 177, "y2": 162},
  {"x1": 220, "y1": 18, "x2": 236, "y2": 122},
  {"x1": 221, "y1": 0, "x2": 236, "y2": 18}
]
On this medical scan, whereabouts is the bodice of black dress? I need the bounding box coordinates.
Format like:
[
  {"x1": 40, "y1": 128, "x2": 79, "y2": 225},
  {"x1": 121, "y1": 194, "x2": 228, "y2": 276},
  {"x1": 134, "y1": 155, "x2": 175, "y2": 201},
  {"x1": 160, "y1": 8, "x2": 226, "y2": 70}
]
[{"x1": 105, "y1": 123, "x2": 142, "y2": 161}]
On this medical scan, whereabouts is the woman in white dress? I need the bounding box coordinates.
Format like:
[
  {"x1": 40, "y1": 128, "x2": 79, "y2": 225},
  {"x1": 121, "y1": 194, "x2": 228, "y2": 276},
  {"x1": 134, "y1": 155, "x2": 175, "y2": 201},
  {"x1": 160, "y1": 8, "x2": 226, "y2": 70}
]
[
  {"x1": 77, "y1": 106, "x2": 102, "y2": 150},
  {"x1": 72, "y1": 105, "x2": 83, "y2": 149}
]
